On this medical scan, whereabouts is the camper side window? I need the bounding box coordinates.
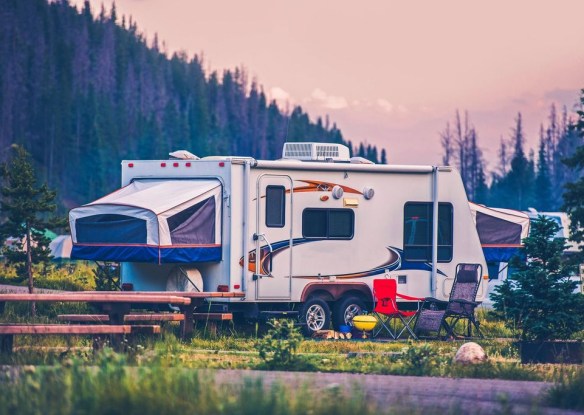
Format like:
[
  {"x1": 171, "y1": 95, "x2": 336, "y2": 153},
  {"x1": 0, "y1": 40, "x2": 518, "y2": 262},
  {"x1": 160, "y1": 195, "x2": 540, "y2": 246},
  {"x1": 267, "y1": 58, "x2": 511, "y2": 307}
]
[
  {"x1": 266, "y1": 185, "x2": 286, "y2": 228},
  {"x1": 302, "y1": 208, "x2": 354, "y2": 239},
  {"x1": 403, "y1": 202, "x2": 453, "y2": 262}
]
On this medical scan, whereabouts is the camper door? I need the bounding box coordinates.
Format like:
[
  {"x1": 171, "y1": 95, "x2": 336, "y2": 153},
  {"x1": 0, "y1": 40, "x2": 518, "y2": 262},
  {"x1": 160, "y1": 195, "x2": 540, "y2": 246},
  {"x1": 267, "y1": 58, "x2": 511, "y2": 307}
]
[{"x1": 255, "y1": 175, "x2": 293, "y2": 299}]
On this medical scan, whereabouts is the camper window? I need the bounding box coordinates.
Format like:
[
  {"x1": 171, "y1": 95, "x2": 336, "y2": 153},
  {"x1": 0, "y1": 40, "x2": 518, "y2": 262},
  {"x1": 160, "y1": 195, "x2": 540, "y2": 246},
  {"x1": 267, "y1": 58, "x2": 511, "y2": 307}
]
[
  {"x1": 403, "y1": 202, "x2": 453, "y2": 262},
  {"x1": 266, "y1": 185, "x2": 286, "y2": 228},
  {"x1": 302, "y1": 208, "x2": 354, "y2": 239}
]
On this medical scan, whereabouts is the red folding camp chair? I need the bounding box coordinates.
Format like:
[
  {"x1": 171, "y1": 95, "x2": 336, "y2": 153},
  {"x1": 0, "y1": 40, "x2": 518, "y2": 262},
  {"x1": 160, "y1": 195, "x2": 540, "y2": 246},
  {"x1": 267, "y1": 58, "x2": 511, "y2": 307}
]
[{"x1": 372, "y1": 278, "x2": 423, "y2": 339}]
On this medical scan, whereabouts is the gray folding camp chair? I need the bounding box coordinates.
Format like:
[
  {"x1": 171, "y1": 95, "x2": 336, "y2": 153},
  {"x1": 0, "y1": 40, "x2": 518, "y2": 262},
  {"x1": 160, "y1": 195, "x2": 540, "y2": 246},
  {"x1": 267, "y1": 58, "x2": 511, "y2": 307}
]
[{"x1": 414, "y1": 263, "x2": 483, "y2": 339}]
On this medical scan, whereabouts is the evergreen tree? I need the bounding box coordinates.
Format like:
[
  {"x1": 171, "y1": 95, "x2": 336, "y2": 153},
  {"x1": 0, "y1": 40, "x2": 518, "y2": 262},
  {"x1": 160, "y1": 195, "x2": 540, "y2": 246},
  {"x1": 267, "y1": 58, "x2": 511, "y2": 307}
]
[
  {"x1": 563, "y1": 89, "x2": 584, "y2": 248},
  {"x1": 380, "y1": 148, "x2": 387, "y2": 164},
  {"x1": 534, "y1": 130, "x2": 553, "y2": 211},
  {"x1": 0, "y1": 0, "x2": 385, "y2": 209},
  {"x1": 490, "y1": 113, "x2": 534, "y2": 210},
  {"x1": 491, "y1": 216, "x2": 583, "y2": 341},
  {"x1": 0, "y1": 145, "x2": 63, "y2": 301}
]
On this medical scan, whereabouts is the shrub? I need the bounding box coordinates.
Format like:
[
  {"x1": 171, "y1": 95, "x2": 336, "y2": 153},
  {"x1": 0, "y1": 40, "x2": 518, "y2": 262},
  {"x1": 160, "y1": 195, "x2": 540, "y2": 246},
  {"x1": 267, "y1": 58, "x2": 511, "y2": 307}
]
[
  {"x1": 400, "y1": 343, "x2": 450, "y2": 376},
  {"x1": 256, "y1": 319, "x2": 303, "y2": 369}
]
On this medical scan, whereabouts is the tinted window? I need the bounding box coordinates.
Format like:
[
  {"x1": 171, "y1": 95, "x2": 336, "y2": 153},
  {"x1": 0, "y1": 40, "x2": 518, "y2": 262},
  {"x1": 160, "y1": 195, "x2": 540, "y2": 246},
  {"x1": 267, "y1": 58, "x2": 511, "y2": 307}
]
[
  {"x1": 403, "y1": 202, "x2": 453, "y2": 262},
  {"x1": 302, "y1": 209, "x2": 354, "y2": 239},
  {"x1": 76, "y1": 214, "x2": 147, "y2": 244},
  {"x1": 266, "y1": 185, "x2": 286, "y2": 228}
]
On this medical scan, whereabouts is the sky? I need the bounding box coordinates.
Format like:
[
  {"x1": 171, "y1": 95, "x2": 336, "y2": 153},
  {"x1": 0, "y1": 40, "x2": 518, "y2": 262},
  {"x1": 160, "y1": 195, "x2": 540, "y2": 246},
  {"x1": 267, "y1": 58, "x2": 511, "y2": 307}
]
[{"x1": 75, "y1": 0, "x2": 584, "y2": 168}]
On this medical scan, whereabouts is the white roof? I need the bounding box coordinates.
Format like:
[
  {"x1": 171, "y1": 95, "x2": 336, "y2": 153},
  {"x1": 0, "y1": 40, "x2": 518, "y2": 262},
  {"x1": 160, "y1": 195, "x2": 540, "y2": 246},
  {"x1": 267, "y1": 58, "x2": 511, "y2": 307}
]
[{"x1": 90, "y1": 179, "x2": 220, "y2": 214}]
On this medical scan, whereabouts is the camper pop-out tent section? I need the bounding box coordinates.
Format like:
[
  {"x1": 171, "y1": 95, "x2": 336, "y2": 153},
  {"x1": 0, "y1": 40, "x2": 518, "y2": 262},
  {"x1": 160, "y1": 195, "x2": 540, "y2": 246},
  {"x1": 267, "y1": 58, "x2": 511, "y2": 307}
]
[
  {"x1": 468, "y1": 203, "x2": 530, "y2": 307},
  {"x1": 70, "y1": 179, "x2": 222, "y2": 264},
  {"x1": 69, "y1": 143, "x2": 489, "y2": 334}
]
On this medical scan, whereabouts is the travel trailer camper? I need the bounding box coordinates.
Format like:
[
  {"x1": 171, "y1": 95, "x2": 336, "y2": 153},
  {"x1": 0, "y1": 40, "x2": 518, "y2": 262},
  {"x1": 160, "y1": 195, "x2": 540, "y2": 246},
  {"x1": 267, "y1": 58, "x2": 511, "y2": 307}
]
[{"x1": 69, "y1": 143, "x2": 489, "y2": 334}]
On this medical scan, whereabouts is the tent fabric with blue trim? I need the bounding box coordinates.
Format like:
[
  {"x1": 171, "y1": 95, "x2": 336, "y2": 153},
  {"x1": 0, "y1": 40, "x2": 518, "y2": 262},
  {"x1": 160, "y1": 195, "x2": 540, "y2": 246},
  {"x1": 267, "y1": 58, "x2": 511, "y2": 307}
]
[
  {"x1": 468, "y1": 202, "x2": 530, "y2": 262},
  {"x1": 69, "y1": 179, "x2": 222, "y2": 264}
]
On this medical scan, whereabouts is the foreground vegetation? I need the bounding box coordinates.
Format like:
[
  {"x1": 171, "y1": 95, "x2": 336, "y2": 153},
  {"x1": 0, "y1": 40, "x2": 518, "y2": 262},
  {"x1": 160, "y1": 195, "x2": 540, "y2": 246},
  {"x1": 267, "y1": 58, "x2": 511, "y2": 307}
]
[{"x1": 0, "y1": 336, "x2": 583, "y2": 414}]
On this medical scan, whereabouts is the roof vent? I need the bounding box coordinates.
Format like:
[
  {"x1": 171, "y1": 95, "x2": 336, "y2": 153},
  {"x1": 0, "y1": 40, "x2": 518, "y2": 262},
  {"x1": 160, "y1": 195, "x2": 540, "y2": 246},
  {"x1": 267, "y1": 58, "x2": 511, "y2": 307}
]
[{"x1": 282, "y1": 142, "x2": 351, "y2": 162}]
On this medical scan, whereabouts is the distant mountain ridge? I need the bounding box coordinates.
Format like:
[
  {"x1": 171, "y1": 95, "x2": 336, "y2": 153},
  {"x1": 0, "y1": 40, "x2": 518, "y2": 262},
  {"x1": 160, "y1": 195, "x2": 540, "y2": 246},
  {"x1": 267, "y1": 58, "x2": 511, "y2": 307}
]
[{"x1": 0, "y1": 0, "x2": 383, "y2": 209}]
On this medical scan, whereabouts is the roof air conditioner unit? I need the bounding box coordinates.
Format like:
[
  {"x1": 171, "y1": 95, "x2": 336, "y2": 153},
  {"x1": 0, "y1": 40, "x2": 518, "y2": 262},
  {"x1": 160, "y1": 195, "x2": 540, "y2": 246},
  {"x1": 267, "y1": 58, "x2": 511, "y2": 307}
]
[{"x1": 282, "y1": 142, "x2": 351, "y2": 162}]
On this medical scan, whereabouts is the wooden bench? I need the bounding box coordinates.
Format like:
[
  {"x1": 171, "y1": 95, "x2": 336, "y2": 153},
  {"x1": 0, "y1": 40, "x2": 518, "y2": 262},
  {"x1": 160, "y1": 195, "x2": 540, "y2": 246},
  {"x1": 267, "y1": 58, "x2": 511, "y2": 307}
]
[
  {"x1": 0, "y1": 324, "x2": 162, "y2": 353},
  {"x1": 192, "y1": 312, "x2": 233, "y2": 321},
  {"x1": 0, "y1": 324, "x2": 132, "y2": 353},
  {"x1": 57, "y1": 313, "x2": 185, "y2": 323}
]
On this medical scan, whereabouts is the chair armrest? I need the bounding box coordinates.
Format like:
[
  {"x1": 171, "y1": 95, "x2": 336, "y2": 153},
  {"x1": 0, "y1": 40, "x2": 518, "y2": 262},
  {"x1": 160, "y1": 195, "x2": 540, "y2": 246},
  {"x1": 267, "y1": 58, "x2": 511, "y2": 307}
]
[
  {"x1": 396, "y1": 293, "x2": 424, "y2": 301},
  {"x1": 450, "y1": 299, "x2": 479, "y2": 306},
  {"x1": 423, "y1": 297, "x2": 448, "y2": 305}
]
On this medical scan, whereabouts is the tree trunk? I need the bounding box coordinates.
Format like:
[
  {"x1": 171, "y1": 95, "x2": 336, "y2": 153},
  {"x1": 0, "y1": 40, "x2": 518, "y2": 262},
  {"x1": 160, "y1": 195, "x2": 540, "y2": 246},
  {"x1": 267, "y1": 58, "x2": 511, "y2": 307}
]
[{"x1": 26, "y1": 225, "x2": 35, "y2": 316}]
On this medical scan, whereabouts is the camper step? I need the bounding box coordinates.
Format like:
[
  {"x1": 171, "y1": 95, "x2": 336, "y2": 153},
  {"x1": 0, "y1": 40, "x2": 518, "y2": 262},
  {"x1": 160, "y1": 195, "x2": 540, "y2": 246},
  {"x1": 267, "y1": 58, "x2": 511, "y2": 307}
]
[
  {"x1": 57, "y1": 313, "x2": 185, "y2": 323},
  {"x1": 192, "y1": 312, "x2": 233, "y2": 321}
]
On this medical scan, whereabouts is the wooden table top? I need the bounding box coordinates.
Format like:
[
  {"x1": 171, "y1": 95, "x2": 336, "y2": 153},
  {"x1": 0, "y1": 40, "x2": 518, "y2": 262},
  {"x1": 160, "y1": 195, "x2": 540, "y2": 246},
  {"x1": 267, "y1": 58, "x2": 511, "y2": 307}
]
[
  {"x1": 0, "y1": 293, "x2": 191, "y2": 305},
  {"x1": 121, "y1": 291, "x2": 245, "y2": 298}
]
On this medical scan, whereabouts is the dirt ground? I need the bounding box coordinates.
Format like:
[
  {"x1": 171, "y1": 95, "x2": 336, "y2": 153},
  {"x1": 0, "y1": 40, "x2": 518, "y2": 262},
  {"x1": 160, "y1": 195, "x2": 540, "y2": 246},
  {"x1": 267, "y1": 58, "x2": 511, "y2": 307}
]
[{"x1": 210, "y1": 369, "x2": 581, "y2": 415}]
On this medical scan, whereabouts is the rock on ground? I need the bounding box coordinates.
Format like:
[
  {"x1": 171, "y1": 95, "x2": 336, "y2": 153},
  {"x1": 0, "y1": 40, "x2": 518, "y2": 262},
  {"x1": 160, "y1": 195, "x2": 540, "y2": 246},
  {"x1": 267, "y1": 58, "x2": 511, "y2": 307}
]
[{"x1": 454, "y1": 341, "x2": 488, "y2": 365}]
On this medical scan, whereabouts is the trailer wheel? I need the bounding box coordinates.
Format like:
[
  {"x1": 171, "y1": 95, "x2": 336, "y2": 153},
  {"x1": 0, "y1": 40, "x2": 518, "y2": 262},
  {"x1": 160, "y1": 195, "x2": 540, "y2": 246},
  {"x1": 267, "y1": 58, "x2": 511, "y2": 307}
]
[
  {"x1": 333, "y1": 296, "x2": 365, "y2": 330},
  {"x1": 299, "y1": 298, "x2": 331, "y2": 336}
]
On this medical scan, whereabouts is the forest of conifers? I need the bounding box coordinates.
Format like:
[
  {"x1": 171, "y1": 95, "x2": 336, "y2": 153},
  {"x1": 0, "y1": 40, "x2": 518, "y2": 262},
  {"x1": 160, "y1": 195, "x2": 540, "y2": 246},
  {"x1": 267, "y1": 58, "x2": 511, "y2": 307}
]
[
  {"x1": 1, "y1": 0, "x2": 582, "y2": 214},
  {"x1": 0, "y1": 0, "x2": 384, "y2": 210},
  {"x1": 441, "y1": 106, "x2": 582, "y2": 212}
]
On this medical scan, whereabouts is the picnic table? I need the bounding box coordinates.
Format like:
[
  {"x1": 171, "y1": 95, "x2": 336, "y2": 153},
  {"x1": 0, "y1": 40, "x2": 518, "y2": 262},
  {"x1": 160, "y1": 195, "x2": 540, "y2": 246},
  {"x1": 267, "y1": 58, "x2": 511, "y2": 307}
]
[{"x1": 0, "y1": 290, "x2": 244, "y2": 352}]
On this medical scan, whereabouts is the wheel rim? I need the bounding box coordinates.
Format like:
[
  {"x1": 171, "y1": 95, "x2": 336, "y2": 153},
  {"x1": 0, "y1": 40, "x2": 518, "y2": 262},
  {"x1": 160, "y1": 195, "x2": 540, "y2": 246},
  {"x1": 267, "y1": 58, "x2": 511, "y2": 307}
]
[
  {"x1": 305, "y1": 304, "x2": 326, "y2": 331},
  {"x1": 344, "y1": 304, "x2": 362, "y2": 326}
]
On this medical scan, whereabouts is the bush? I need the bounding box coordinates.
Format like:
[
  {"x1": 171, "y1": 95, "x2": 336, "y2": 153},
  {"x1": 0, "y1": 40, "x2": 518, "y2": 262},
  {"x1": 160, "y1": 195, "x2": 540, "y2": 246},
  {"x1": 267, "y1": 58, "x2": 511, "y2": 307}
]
[
  {"x1": 400, "y1": 343, "x2": 450, "y2": 376},
  {"x1": 256, "y1": 319, "x2": 303, "y2": 369}
]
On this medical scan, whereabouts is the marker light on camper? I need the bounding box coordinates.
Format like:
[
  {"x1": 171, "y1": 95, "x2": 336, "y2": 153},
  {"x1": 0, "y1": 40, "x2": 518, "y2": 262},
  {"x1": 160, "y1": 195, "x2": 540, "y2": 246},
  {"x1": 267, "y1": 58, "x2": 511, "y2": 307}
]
[
  {"x1": 173, "y1": 162, "x2": 179, "y2": 167},
  {"x1": 128, "y1": 163, "x2": 134, "y2": 168},
  {"x1": 219, "y1": 162, "x2": 225, "y2": 167},
  {"x1": 161, "y1": 162, "x2": 166, "y2": 167},
  {"x1": 186, "y1": 162, "x2": 191, "y2": 167}
]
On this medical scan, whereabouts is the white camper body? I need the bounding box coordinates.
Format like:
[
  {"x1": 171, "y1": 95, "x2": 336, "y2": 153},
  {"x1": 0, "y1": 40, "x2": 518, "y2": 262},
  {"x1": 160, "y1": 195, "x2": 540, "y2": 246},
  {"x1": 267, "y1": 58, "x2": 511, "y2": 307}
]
[{"x1": 69, "y1": 143, "x2": 488, "y2": 331}]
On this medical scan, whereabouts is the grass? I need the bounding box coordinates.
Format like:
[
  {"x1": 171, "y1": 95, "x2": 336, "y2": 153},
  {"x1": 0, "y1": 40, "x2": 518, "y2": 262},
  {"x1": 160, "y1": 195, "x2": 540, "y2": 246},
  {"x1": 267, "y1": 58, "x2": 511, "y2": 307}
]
[
  {"x1": 2, "y1": 327, "x2": 579, "y2": 383},
  {"x1": 0, "y1": 351, "x2": 482, "y2": 415},
  {"x1": 546, "y1": 369, "x2": 584, "y2": 411},
  {"x1": 0, "y1": 355, "x2": 375, "y2": 415},
  {"x1": 0, "y1": 317, "x2": 583, "y2": 412}
]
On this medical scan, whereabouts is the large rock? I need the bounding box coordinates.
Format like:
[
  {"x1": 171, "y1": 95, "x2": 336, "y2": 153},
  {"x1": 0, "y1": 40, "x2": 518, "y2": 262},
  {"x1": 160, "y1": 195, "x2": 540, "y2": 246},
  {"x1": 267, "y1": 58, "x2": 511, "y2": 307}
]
[{"x1": 454, "y1": 342, "x2": 488, "y2": 365}]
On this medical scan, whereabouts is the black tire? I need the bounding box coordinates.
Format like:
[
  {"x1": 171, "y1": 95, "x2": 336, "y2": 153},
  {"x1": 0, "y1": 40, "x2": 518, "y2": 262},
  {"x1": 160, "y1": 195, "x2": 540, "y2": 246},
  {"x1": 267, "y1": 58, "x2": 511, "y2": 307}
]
[
  {"x1": 332, "y1": 296, "x2": 366, "y2": 330},
  {"x1": 299, "y1": 298, "x2": 331, "y2": 336}
]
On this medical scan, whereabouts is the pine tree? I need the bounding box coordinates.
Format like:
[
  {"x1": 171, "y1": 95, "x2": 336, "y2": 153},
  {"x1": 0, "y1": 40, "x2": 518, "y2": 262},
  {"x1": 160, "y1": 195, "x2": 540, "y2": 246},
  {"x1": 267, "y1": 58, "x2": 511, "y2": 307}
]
[
  {"x1": 491, "y1": 216, "x2": 583, "y2": 341},
  {"x1": 380, "y1": 148, "x2": 387, "y2": 164},
  {"x1": 534, "y1": 129, "x2": 553, "y2": 211},
  {"x1": 491, "y1": 113, "x2": 534, "y2": 209},
  {"x1": 563, "y1": 89, "x2": 584, "y2": 248},
  {"x1": 0, "y1": 145, "x2": 63, "y2": 307}
]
